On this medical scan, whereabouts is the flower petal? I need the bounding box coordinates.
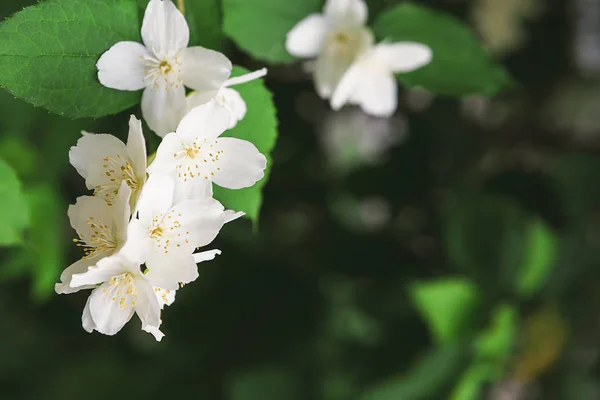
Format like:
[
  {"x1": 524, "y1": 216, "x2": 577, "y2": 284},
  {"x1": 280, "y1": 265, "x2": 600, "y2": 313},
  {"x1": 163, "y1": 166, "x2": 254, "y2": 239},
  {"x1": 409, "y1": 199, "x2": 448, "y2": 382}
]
[
  {"x1": 154, "y1": 287, "x2": 176, "y2": 309},
  {"x1": 145, "y1": 251, "x2": 199, "y2": 290},
  {"x1": 89, "y1": 283, "x2": 135, "y2": 336},
  {"x1": 68, "y1": 195, "x2": 116, "y2": 244},
  {"x1": 82, "y1": 296, "x2": 97, "y2": 333},
  {"x1": 147, "y1": 132, "x2": 185, "y2": 176},
  {"x1": 69, "y1": 133, "x2": 129, "y2": 189},
  {"x1": 55, "y1": 257, "x2": 101, "y2": 294},
  {"x1": 176, "y1": 100, "x2": 231, "y2": 141},
  {"x1": 141, "y1": 84, "x2": 187, "y2": 137},
  {"x1": 97, "y1": 41, "x2": 150, "y2": 91},
  {"x1": 219, "y1": 88, "x2": 247, "y2": 129},
  {"x1": 113, "y1": 181, "x2": 132, "y2": 241},
  {"x1": 193, "y1": 249, "x2": 221, "y2": 263},
  {"x1": 375, "y1": 42, "x2": 432, "y2": 73},
  {"x1": 135, "y1": 174, "x2": 175, "y2": 228},
  {"x1": 224, "y1": 210, "x2": 245, "y2": 224},
  {"x1": 70, "y1": 255, "x2": 127, "y2": 288},
  {"x1": 211, "y1": 138, "x2": 267, "y2": 190},
  {"x1": 178, "y1": 46, "x2": 232, "y2": 93},
  {"x1": 324, "y1": 0, "x2": 368, "y2": 26},
  {"x1": 126, "y1": 115, "x2": 147, "y2": 187},
  {"x1": 171, "y1": 197, "x2": 226, "y2": 248},
  {"x1": 133, "y1": 277, "x2": 162, "y2": 339},
  {"x1": 141, "y1": 0, "x2": 189, "y2": 58},
  {"x1": 286, "y1": 14, "x2": 328, "y2": 58}
]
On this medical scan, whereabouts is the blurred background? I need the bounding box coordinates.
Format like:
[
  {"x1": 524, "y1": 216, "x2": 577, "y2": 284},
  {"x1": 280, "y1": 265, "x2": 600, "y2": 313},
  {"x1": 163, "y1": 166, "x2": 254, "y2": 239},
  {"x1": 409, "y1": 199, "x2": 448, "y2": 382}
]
[{"x1": 2, "y1": 0, "x2": 600, "y2": 399}]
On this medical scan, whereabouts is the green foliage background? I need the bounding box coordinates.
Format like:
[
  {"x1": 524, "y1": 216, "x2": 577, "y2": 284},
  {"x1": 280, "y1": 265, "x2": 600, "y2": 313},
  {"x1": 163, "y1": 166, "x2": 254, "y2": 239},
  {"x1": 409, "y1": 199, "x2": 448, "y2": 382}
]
[{"x1": 0, "y1": 0, "x2": 597, "y2": 399}]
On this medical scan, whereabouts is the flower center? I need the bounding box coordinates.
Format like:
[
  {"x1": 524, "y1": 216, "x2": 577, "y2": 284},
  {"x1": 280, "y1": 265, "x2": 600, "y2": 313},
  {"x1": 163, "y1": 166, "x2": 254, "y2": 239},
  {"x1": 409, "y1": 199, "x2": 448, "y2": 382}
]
[
  {"x1": 149, "y1": 226, "x2": 163, "y2": 239},
  {"x1": 143, "y1": 56, "x2": 183, "y2": 89},
  {"x1": 106, "y1": 273, "x2": 137, "y2": 309},
  {"x1": 173, "y1": 140, "x2": 224, "y2": 183},
  {"x1": 333, "y1": 32, "x2": 350, "y2": 45},
  {"x1": 159, "y1": 60, "x2": 172, "y2": 74},
  {"x1": 95, "y1": 154, "x2": 141, "y2": 204},
  {"x1": 73, "y1": 217, "x2": 117, "y2": 259}
]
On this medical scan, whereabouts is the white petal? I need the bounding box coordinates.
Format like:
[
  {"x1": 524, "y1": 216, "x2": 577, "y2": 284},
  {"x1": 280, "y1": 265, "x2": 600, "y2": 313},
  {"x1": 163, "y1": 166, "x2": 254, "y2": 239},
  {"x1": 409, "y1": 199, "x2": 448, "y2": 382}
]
[
  {"x1": 224, "y1": 210, "x2": 245, "y2": 224},
  {"x1": 176, "y1": 100, "x2": 231, "y2": 141},
  {"x1": 314, "y1": 52, "x2": 351, "y2": 99},
  {"x1": 142, "y1": 84, "x2": 187, "y2": 138},
  {"x1": 133, "y1": 277, "x2": 162, "y2": 338},
  {"x1": 89, "y1": 283, "x2": 135, "y2": 336},
  {"x1": 186, "y1": 90, "x2": 215, "y2": 112},
  {"x1": 69, "y1": 133, "x2": 128, "y2": 189},
  {"x1": 119, "y1": 219, "x2": 154, "y2": 265},
  {"x1": 82, "y1": 296, "x2": 97, "y2": 333},
  {"x1": 178, "y1": 46, "x2": 232, "y2": 93},
  {"x1": 175, "y1": 175, "x2": 213, "y2": 203},
  {"x1": 375, "y1": 42, "x2": 432, "y2": 73},
  {"x1": 143, "y1": 325, "x2": 165, "y2": 341},
  {"x1": 193, "y1": 249, "x2": 221, "y2": 263},
  {"x1": 55, "y1": 257, "x2": 101, "y2": 294},
  {"x1": 68, "y1": 196, "x2": 115, "y2": 244},
  {"x1": 219, "y1": 88, "x2": 247, "y2": 129},
  {"x1": 223, "y1": 68, "x2": 268, "y2": 87},
  {"x1": 170, "y1": 197, "x2": 225, "y2": 248},
  {"x1": 97, "y1": 41, "x2": 150, "y2": 91},
  {"x1": 70, "y1": 255, "x2": 127, "y2": 288},
  {"x1": 154, "y1": 287, "x2": 176, "y2": 309},
  {"x1": 113, "y1": 181, "x2": 132, "y2": 241},
  {"x1": 126, "y1": 115, "x2": 147, "y2": 185},
  {"x1": 211, "y1": 138, "x2": 267, "y2": 190},
  {"x1": 357, "y1": 71, "x2": 397, "y2": 117},
  {"x1": 330, "y1": 60, "x2": 362, "y2": 110},
  {"x1": 324, "y1": 0, "x2": 368, "y2": 26},
  {"x1": 145, "y1": 251, "x2": 199, "y2": 290},
  {"x1": 147, "y1": 132, "x2": 185, "y2": 176},
  {"x1": 135, "y1": 174, "x2": 175, "y2": 228},
  {"x1": 286, "y1": 14, "x2": 328, "y2": 58},
  {"x1": 141, "y1": 0, "x2": 189, "y2": 58}
]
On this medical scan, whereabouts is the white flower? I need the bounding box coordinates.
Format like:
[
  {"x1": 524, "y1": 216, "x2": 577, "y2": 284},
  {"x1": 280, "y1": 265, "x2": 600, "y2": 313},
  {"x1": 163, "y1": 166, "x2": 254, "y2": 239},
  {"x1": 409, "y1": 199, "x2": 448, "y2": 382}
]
[
  {"x1": 69, "y1": 116, "x2": 147, "y2": 207},
  {"x1": 331, "y1": 43, "x2": 432, "y2": 117},
  {"x1": 187, "y1": 68, "x2": 268, "y2": 129},
  {"x1": 72, "y1": 254, "x2": 167, "y2": 341},
  {"x1": 55, "y1": 182, "x2": 132, "y2": 294},
  {"x1": 148, "y1": 100, "x2": 267, "y2": 199},
  {"x1": 286, "y1": 0, "x2": 373, "y2": 99},
  {"x1": 126, "y1": 174, "x2": 228, "y2": 290},
  {"x1": 97, "y1": 0, "x2": 232, "y2": 137}
]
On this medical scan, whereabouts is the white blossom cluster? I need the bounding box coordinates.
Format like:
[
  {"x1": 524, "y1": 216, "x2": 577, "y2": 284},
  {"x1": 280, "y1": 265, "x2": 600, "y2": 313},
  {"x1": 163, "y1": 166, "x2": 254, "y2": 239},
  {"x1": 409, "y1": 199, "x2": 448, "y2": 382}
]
[
  {"x1": 286, "y1": 0, "x2": 433, "y2": 117},
  {"x1": 55, "y1": 0, "x2": 268, "y2": 341}
]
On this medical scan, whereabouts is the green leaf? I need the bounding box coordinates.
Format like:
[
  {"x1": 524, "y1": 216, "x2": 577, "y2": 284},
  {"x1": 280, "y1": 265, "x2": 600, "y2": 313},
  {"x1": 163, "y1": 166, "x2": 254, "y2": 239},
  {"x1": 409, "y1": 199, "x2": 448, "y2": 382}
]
[
  {"x1": 0, "y1": 157, "x2": 29, "y2": 246},
  {"x1": 372, "y1": 3, "x2": 511, "y2": 96},
  {"x1": 518, "y1": 220, "x2": 557, "y2": 298},
  {"x1": 212, "y1": 66, "x2": 278, "y2": 223},
  {"x1": 23, "y1": 185, "x2": 66, "y2": 300},
  {"x1": 0, "y1": 0, "x2": 141, "y2": 118},
  {"x1": 0, "y1": 136, "x2": 37, "y2": 180},
  {"x1": 451, "y1": 305, "x2": 517, "y2": 400},
  {"x1": 222, "y1": 0, "x2": 321, "y2": 63},
  {"x1": 409, "y1": 279, "x2": 480, "y2": 345},
  {"x1": 137, "y1": 0, "x2": 223, "y2": 50},
  {"x1": 360, "y1": 344, "x2": 469, "y2": 400}
]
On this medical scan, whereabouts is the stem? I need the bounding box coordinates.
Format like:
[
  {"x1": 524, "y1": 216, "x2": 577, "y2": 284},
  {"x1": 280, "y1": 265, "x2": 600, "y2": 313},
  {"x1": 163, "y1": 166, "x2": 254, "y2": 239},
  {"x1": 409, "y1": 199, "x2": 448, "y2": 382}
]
[{"x1": 177, "y1": 0, "x2": 185, "y2": 13}]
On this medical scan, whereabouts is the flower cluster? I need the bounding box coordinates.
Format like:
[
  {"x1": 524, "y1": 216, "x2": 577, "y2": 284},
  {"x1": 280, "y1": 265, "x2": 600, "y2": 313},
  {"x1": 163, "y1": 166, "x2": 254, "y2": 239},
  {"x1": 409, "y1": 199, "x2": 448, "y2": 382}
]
[
  {"x1": 55, "y1": 0, "x2": 268, "y2": 341},
  {"x1": 285, "y1": 0, "x2": 433, "y2": 117}
]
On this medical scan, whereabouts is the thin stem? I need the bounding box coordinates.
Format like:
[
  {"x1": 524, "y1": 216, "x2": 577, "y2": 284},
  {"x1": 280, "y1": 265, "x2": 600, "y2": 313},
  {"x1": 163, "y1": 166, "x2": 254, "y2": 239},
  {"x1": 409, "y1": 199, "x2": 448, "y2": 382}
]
[{"x1": 177, "y1": 0, "x2": 185, "y2": 13}]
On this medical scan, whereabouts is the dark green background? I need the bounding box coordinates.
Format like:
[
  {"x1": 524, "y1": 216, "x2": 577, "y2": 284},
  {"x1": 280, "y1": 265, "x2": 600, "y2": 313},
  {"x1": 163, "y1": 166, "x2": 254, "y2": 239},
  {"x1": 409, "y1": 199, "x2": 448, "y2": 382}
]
[{"x1": 1, "y1": 0, "x2": 598, "y2": 399}]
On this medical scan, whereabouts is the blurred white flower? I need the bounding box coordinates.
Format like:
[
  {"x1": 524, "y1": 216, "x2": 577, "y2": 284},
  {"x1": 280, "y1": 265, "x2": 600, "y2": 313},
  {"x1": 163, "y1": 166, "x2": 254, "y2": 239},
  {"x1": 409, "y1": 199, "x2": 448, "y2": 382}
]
[
  {"x1": 69, "y1": 116, "x2": 147, "y2": 208},
  {"x1": 96, "y1": 0, "x2": 232, "y2": 137},
  {"x1": 187, "y1": 68, "x2": 268, "y2": 129},
  {"x1": 320, "y1": 107, "x2": 407, "y2": 174},
  {"x1": 286, "y1": 0, "x2": 373, "y2": 99},
  {"x1": 331, "y1": 43, "x2": 432, "y2": 117},
  {"x1": 148, "y1": 100, "x2": 267, "y2": 199},
  {"x1": 55, "y1": 182, "x2": 132, "y2": 295}
]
